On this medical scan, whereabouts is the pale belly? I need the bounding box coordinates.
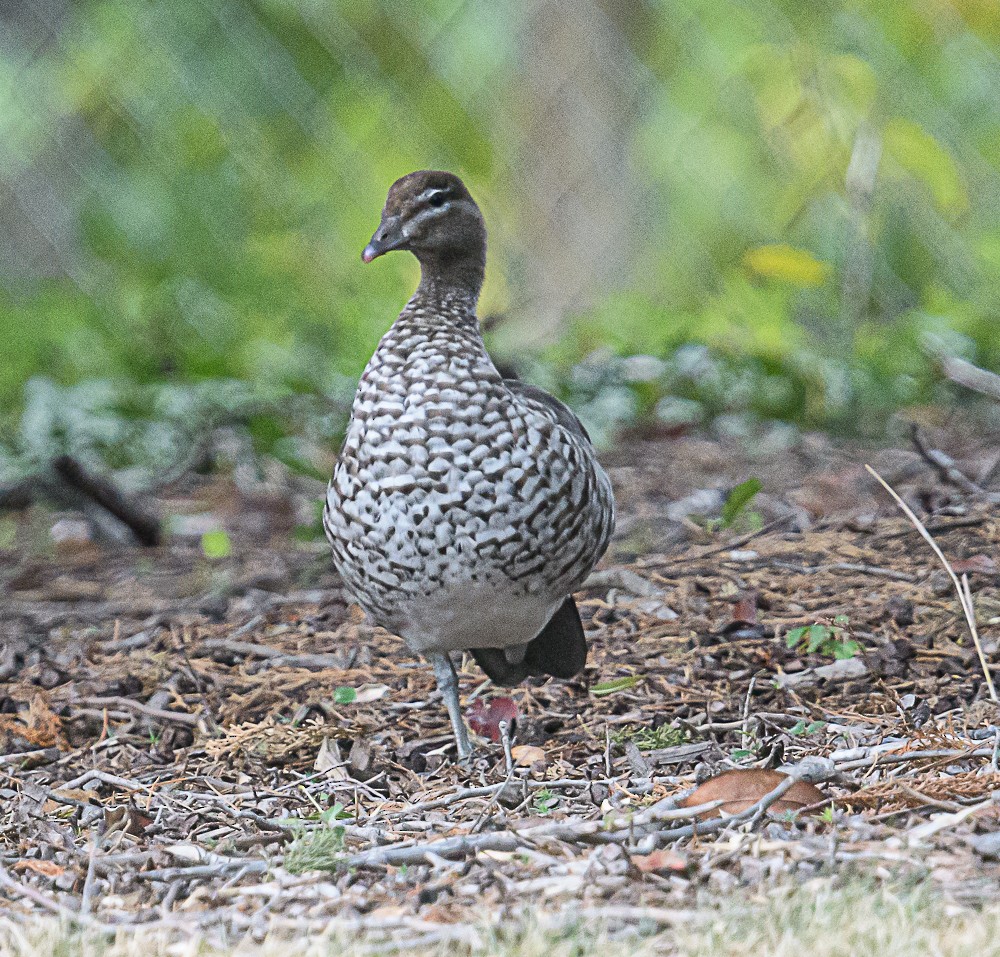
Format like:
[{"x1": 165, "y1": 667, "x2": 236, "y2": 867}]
[{"x1": 390, "y1": 580, "x2": 562, "y2": 655}]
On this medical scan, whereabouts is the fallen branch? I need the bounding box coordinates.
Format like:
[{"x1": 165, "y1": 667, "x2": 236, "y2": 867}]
[
  {"x1": 198, "y1": 637, "x2": 350, "y2": 671},
  {"x1": 906, "y1": 792, "x2": 999, "y2": 844},
  {"x1": 910, "y1": 426, "x2": 997, "y2": 500},
  {"x1": 342, "y1": 831, "x2": 521, "y2": 869},
  {"x1": 52, "y1": 455, "x2": 161, "y2": 546},
  {"x1": 936, "y1": 352, "x2": 1000, "y2": 403},
  {"x1": 835, "y1": 746, "x2": 995, "y2": 773},
  {"x1": 74, "y1": 696, "x2": 199, "y2": 727}
]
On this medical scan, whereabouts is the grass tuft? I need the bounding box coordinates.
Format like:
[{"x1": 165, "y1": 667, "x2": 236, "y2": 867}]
[{"x1": 283, "y1": 825, "x2": 347, "y2": 875}]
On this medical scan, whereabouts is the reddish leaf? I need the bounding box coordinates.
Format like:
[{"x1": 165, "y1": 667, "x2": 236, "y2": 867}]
[
  {"x1": 465, "y1": 697, "x2": 518, "y2": 742},
  {"x1": 631, "y1": 849, "x2": 688, "y2": 874},
  {"x1": 952, "y1": 555, "x2": 997, "y2": 575},
  {"x1": 731, "y1": 590, "x2": 759, "y2": 626},
  {"x1": 681, "y1": 769, "x2": 826, "y2": 819}
]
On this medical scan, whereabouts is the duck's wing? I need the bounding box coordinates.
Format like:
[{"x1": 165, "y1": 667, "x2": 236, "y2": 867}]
[{"x1": 503, "y1": 379, "x2": 591, "y2": 443}]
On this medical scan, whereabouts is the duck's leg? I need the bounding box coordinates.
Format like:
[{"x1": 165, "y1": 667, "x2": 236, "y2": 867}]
[{"x1": 428, "y1": 652, "x2": 473, "y2": 761}]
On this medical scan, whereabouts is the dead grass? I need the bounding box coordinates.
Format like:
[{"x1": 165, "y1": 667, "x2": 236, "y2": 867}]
[
  {"x1": 676, "y1": 880, "x2": 1000, "y2": 957},
  {"x1": 4, "y1": 880, "x2": 1000, "y2": 957}
]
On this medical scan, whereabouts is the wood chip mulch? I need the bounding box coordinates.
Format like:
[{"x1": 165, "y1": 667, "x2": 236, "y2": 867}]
[{"x1": 1, "y1": 427, "x2": 999, "y2": 944}]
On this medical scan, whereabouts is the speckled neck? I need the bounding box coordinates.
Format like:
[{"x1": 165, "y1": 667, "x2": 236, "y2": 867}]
[{"x1": 402, "y1": 283, "x2": 482, "y2": 332}]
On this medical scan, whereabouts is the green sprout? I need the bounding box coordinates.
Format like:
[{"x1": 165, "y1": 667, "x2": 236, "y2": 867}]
[{"x1": 786, "y1": 615, "x2": 861, "y2": 660}]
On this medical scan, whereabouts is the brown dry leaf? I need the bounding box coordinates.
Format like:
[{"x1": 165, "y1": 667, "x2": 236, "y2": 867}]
[
  {"x1": 681, "y1": 769, "x2": 826, "y2": 818},
  {"x1": 315, "y1": 736, "x2": 349, "y2": 780},
  {"x1": 13, "y1": 859, "x2": 65, "y2": 878},
  {"x1": 631, "y1": 849, "x2": 688, "y2": 874},
  {"x1": 53, "y1": 788, "x2": 101, "y2": 803},
  {"x1": 104, "y1": 805, "x2": 153, "y2": 837},
  {"x1": 511, "y1": 745, "x2": 546, "y2": 767},
  {"x1": 952, "y1": 555, "x2": 998, "y2": 575}
]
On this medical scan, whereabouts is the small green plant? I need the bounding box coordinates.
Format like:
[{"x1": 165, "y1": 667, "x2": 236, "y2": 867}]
[
  {"x1": 788, "y1": 719, "x2": 827, "y2": 736},
  {"x1": 533, "y1": 789, "x2": 558, "y2": 815},
  {"x1": 704, "y1": 477, "x2": 764, "y2": 533},
  {"x1": 333, "y1": 686, "x2": 357, "y2": 704},
  {"x1": 612, "y1": 723, "x2": 688, "y2": 751},
  {"x1": 200, "y1": 529, "x2": 232, "y2": 560},
  {"x1": 785, "y1": 616, "x2": 861, "y2": 659},
  {"x1": 819, "y1": 804, "x2": 836, "y2": 824},
  {"x1": 720, "y1": 478, "x2": 763, "y2": 528},
  {"x1": 317, "y1": 802, "x2": 351, "y2": 825},
  {"x1": 284, "y1": 825, "x2": 347, "y2": 874}
]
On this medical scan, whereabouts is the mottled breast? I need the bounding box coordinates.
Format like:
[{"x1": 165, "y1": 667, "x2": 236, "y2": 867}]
[{"x1": 324, "y1": 300, "x2": 614, "y2": 634}]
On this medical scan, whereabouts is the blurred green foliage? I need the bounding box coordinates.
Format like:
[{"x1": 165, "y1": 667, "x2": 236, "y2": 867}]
[{"x1": 1, "y1": 0, "x2": 999, "y2": 459}]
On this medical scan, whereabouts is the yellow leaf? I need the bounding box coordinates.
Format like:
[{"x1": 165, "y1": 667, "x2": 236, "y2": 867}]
[
  {"x1": 743, "y1": 244, "x2": 831, "y2": 287},
  {"x1": 884, "y1": 119, "x2": 968, "y2": 216}
]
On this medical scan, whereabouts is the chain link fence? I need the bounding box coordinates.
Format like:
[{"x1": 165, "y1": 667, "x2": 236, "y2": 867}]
[{"x1": 1, "y1": 1, "x2": 999, "y2": 407}]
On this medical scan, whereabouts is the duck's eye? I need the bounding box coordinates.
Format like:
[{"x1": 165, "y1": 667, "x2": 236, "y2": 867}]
[{"x1": 427, "y1": 191, "x2": 448, "y2": 208}]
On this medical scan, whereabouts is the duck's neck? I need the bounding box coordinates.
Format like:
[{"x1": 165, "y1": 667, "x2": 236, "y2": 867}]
[{"x1": 414, "y1": 246, "x2": 485, "y2": 311}]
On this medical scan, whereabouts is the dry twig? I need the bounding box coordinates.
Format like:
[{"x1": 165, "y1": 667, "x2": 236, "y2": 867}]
[{"x1": 866, "y1": 464, "x2": 997, "y2": 702}]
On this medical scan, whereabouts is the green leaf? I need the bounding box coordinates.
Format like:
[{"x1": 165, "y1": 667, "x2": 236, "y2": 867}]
[
  {"x1": 789, "y1": 719, "x2": 807, "y2": 736},
  {"x1": 333, "y1": 686, "x2": 357, "y2": 704},
  {"x1": 833, "y1": 641, "x2": 862, "y2": 660},
  {"x1": 884, "y1": 118, "x2": 968, "y2": 217},
  {"x1": 321, "y1": 803, "x2": 350, "y2": 824},
  {"x1": 590, "y1": 676, "x2": 640, "y2": 696},
  {"x1": 786, "y1": 626, "x2": 807, "y2": 649},
  {"x1": 534, "y1": 788, "x2": 558, "y2": 815},
  {"x1": 721, "y1": 477, "x2": 763, "y2": 527},
  {"x1": 730, "y1": 749, "x2": 753, "y2": 760},
  {"x1": 200, "y1": 529, "x2": 231, "y2": 560},
  {"x1": 807, "y1": 624, "x2": 831, "y2": 653}
]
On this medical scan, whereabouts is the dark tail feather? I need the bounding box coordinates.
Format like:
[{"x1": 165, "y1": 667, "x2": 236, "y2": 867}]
[
  {"x1": 524, "y1": 595, "x2": 587, "y2": 679},
  {"x1": 469, "y1": 596, "x2": 587, "y2": 686},
  {"x1": 468, "y1": 647, "x2": 529, "y2": 686}
]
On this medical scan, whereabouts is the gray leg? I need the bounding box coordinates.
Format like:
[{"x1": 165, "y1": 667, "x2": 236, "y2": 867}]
[{"x1": 428, "y1": 652, "x2": 473, "y2": 761}]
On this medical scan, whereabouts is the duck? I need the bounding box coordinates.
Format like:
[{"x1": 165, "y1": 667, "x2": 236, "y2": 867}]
[{"x1": 323, "y1": 171, "x2": 615, "y2": 759}]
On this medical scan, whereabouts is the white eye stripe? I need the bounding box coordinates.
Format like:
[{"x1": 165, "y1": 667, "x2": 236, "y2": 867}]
[{"x1": 418, "y1": 187, "x2": 450, "y2": 203}]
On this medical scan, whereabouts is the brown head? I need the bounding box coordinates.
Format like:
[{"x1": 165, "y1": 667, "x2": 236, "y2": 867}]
[{"x1": 362, "y1": 171, "x2": 487, "y2": 296}]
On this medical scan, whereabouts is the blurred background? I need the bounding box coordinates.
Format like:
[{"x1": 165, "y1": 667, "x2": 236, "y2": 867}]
[{"x1": 2, "y1": 0, "x2": 1000, "y2": 483}]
